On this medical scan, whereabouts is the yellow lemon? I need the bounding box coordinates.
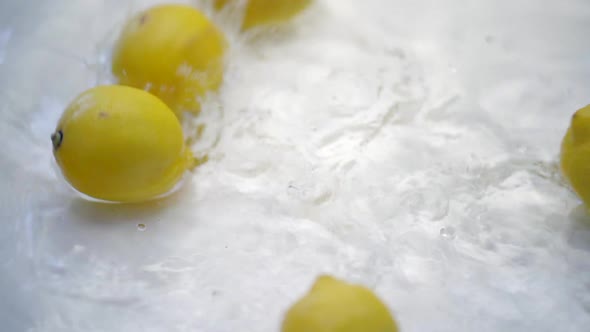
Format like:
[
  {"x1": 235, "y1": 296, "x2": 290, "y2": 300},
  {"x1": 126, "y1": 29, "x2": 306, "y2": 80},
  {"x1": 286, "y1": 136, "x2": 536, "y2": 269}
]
[
  {"x1": 51, "y1": 85, "x2": 193, "y2": 203},
  {"x1": 112, "y1": 4, "x2": 227, "y2": 117},
  {"x1": 282, "y1": 275, "x2": 399, "y2": 332},
  {"x1": 214, "y1": 0, "x2": 312, "y2": 30},
  {"x1": 561, "y1": 104, "x2": 590, "y2": 209}
]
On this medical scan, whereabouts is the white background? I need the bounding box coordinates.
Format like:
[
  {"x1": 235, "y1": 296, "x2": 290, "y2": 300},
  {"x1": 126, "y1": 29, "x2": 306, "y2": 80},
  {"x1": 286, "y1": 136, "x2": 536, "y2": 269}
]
[{"x1": 1, "y1": 0, "x2": 589, "y2": 331}]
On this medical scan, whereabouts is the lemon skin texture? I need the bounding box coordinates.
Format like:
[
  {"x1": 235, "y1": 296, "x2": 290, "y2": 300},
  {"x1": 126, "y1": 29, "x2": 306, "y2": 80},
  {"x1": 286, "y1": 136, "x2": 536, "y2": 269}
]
[
  {"x1": 51, "y1": 85, "x2": 193, "y2": 203},
  {"x1": 282, "y1": 275, "x2": 399, "y2": 332},
  {"x1": 561, "y1": 104, "x2": 590, "y2": 209},
  {"x1": 112, "y1": 4, "x2": 227, "y2": 117},
  {"x1": 214, "y1": 0, "x2": 312, "y2": 30}
]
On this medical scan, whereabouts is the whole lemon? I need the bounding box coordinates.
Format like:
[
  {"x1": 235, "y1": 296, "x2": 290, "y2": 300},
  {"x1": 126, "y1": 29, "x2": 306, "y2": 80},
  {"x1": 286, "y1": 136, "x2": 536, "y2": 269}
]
[
  {"x1": 561, "y1": 104, "x2": 590, "y2": 209},
  {"x1": 112, "y1": 4, "x2": 227, "y2": 117},
  {"x1": 214, "y1": 0, "x2": 312, "y2": 30},
  {"x1": 51, "y1": 85, "x2": 193, "y2": 203},
  {"x1": 282, "y1": 275, "x2": 399, "y2": 332}
]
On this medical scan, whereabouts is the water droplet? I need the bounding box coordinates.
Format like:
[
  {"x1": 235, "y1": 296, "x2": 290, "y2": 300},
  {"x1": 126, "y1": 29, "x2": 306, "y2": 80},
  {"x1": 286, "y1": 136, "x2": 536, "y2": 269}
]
[
  {"x1": 440, "y1": 227, "x2": 456, "y2": 239},
  {"x1": 137, "y1": 223, "x2": 146, "y2": 231}
]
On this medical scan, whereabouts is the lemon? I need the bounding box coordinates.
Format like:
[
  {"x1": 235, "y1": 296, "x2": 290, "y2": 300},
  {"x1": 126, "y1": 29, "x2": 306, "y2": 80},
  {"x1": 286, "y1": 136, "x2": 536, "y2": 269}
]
[
  {"x1": 51, "y1": 85, "x2": 193, "y2": 203},
  {"x1": 561, "y1": 104, "x2": 590, "y2": 209},
  {"x1": 282, "y1": 275, "x2": 399, "y2": 332},
  {"x1": 214, "y1": 0, "x2": 312, "y2": 30},
  {"x1": 112, "y1": 4, "x2": 227, "y2": 117}
]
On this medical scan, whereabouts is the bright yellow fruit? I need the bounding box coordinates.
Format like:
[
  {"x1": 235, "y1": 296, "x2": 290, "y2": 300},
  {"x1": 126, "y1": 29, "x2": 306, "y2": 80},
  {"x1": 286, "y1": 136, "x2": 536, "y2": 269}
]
[
  {"x1": 112, "y1": 4, "x2": 227, "y2": 117},
  {"x1": 282, "y1": 275, "x2": 399, "y2": 332},
  {"x1": 214, "y1": 0, "x2": 312, "y2": 30},
  {"x1": 51, "y1": 85, "x2": 193, "y2": 203},
  {"x1": 561, "y1": 104, "x2": 590, "y2": 209}
]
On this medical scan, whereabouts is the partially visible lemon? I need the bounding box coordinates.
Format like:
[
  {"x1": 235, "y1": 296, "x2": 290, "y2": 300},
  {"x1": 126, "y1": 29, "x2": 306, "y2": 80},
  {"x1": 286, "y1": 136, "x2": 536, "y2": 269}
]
[
  {"x1": 282, "y1": 275, "x2": 399, "y2": 332},
  {"x1": 561, "y1": 104, "x2": 590, "y2": 209},
  {"x1": 214, "y1": 0, "x2": 312, "y2": 30},
  {"x1": 112, "y1": 4, "x2": 227, "y2": 117},
  {"x1": 51, "y1": 85, "x2": 194, "y2": 203}
]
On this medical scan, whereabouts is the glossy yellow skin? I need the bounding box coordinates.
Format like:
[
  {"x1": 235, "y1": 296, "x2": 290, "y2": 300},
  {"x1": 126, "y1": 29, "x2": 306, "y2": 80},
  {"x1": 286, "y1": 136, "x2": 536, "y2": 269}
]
[
  {"x1": 52, "y1": 85, "x2": 193, "y2": 203},
  {"x1": 214, "y1": 0, "x2": 312, "y2": 30},
  {"x1": 282, "y1": 275, "x2": 399, "y2": 332},
  {"x1": 561, "y1": 104, "x2": 590, "y2": 209},
  {"x1": 112, "y1": 4, "x2": 227, "y2": 117}
]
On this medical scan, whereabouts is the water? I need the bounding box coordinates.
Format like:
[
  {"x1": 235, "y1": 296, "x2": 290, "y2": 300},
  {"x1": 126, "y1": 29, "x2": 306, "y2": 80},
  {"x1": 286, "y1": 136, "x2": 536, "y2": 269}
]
[{"x1": 1, "y1": 0, "x2": 590, "y2": 331}]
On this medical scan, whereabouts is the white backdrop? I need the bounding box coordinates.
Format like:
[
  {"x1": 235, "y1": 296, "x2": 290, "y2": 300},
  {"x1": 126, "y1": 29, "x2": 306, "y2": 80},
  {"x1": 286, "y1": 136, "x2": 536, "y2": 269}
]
[{"x1": 1, "y1": 0, "x2": 589, "y2": 331}]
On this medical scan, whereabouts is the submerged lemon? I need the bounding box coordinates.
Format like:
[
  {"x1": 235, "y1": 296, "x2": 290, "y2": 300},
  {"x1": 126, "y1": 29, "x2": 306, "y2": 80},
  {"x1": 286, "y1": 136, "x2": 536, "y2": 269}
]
[
  {"x1": 112, "y1": 4, "x2": 227, "y2": 117},
  {"x1": 214, "y1": 0, "x2": 312, "y2": 30},
  {"x1": 561, "y1": 104, "x2": 590, "y2": 209},
  {"x1": 51, "y1": 85, "x2": 193, "y2": 203},
  {"x1": 282, "y1": 275, "x2": 399, "y2": 332}
]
